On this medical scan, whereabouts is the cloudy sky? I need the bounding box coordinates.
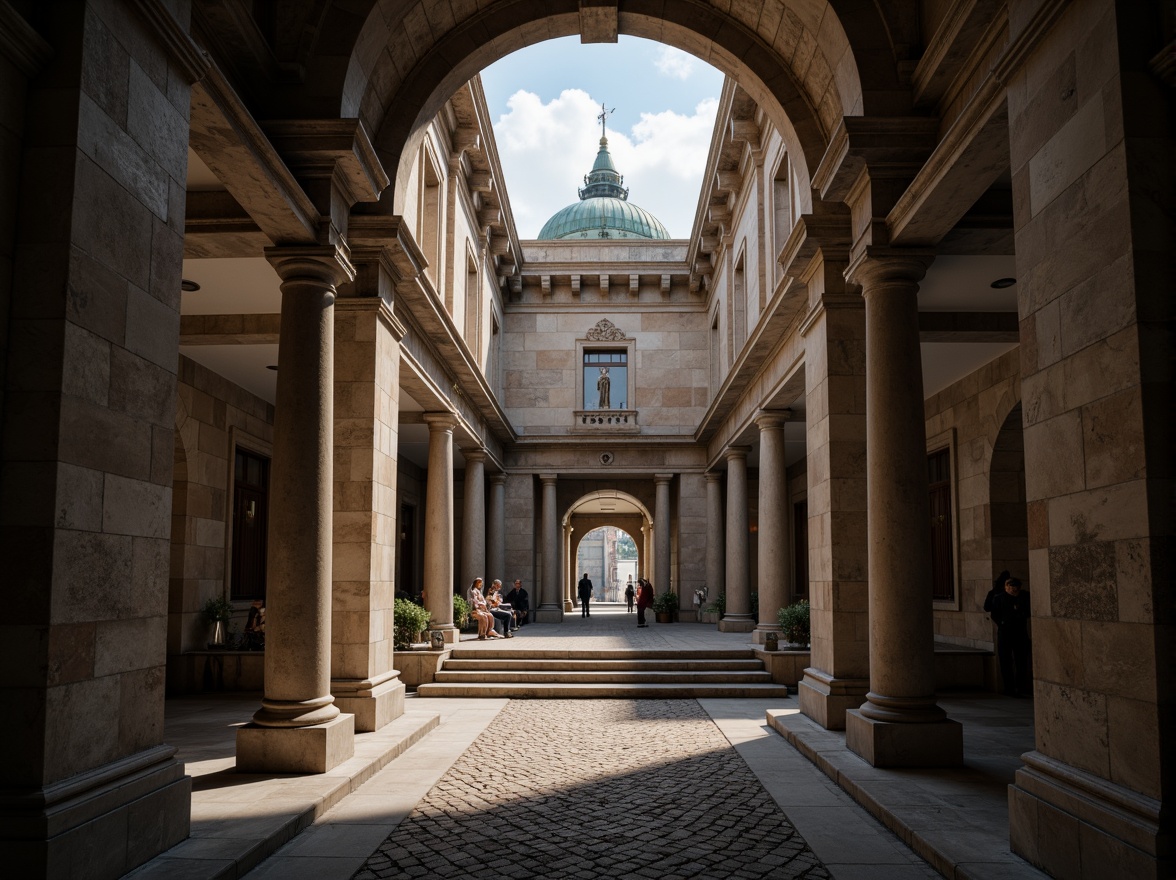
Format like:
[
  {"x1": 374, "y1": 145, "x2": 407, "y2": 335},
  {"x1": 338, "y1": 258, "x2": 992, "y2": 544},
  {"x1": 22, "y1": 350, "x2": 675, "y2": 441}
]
[{"x1": 480, "y1": 36, "x2": 725, "y2": 239}]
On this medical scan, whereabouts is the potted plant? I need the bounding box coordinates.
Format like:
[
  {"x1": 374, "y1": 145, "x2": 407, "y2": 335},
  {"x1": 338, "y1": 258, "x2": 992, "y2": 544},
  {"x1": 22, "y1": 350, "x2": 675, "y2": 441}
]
[
  {"x1": 777, "y1": 599, "x2": 811, "y2": 648},
  {"x1": 393, "y1": 597, "x2": 432, "y2": 650},
  {"x1": 702, "y1": 592, "x2": 724, "y2": 624},
  {"x1": 652, "y1": 590, "x2": 679, "y2": 623},
  {"x1": 201, "y1": 595, "x2": 235, "y2": 648},
  {"x1": 453, "y1": 594, "x2": 471, "y2": 630}
]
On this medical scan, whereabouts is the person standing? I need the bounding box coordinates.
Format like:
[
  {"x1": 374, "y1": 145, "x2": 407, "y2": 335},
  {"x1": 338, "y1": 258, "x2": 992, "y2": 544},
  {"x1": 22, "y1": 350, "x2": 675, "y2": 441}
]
[
  {"x1": 577, "y1": 572, "x2": 593, "y2": 617},
  {"x1": 990, "y1": 576, "x2": 1031, "y2": 696},
  {"x1": 624, "y1": 580, "x2": 635, "y2": 613},
  {"x1": 636, "y1": 578, "x2": 653, "y2": 628}
]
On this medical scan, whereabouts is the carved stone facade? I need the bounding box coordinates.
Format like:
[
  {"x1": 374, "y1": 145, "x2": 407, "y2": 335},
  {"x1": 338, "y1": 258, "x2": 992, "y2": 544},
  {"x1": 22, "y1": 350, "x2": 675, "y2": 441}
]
[{"x1": 0, "y1": 2, "x2": 1170, "y2": 878}]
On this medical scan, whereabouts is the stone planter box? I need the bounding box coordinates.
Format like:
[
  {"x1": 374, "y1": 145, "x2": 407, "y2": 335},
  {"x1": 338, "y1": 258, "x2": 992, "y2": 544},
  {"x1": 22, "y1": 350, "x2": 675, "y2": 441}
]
[
  {"x1": 654, "y1": 612, "x2": 674, "y2": 623},
  {"x1": 699, "y1": 611, "x2": 720, "y2": 624}
]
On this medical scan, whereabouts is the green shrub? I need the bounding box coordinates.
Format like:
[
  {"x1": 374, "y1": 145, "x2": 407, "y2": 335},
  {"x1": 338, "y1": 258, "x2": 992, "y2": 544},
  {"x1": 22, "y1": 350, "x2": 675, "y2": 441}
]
[
  {"x1": 394, "y1": 598, "x2": 432, "y2": 649},
  {"x1": 777, "y1": 600, "x2": 810, "y2": 646},
  {"x1": 652, "y1": 590, "x2": 679, "y2": 614},
  {"x1": 201, "y1": 595, "x2": 235, "y2": 625},
  {"x1": 453, "y1": 594, "x2": 471, "y2": 629}
]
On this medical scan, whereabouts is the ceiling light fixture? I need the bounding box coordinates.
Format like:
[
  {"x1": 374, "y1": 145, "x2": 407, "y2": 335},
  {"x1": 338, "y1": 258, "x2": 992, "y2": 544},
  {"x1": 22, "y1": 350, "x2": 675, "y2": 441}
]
[
  {"x1": 265, "y1": 365, "x2": 278, "y2": 371},
  {"x1": 990, "y1": 277, "x2": 1017, "y2": 289},
  {"x1": 180, "y1": 279, "x2": 201, "y2": 292}
]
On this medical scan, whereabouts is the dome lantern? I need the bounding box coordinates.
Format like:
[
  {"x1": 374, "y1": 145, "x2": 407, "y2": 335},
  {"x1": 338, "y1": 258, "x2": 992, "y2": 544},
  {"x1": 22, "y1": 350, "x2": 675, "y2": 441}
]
[{"x1": 537, "y1": 103, "x2": 670, "y2": 241}]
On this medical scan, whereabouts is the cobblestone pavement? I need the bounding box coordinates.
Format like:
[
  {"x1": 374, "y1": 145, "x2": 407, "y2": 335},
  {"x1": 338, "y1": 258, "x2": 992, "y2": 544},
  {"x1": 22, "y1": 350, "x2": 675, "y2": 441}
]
[{"x1": 354, "y1": 699, "x2": 832, "y2": 879}]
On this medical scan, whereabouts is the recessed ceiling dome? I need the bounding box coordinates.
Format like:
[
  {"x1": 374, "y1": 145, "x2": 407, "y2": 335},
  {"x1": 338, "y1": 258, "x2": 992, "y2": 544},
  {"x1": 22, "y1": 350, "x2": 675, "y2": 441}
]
[{"x1": 537, "y1": 136, "x2": 670, "y2": 240}]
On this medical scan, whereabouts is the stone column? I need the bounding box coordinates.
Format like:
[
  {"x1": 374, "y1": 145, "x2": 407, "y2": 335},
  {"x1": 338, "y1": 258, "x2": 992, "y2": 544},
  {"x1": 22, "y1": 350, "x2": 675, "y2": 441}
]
[
  {"x1": 654, "y1": 474, "x2": 674, "y2": 603},
  {"x1": 705, "y1": 472, "x2": 724, "y2": 604},
  {"x1": 563, "y1": 523, "x2": 575, "y2": 611},
  {"x1": 422, "y1": 413, "x2": 458, "y2": 641},
  {"x1": 237, "y1": 246, "x2": 356, "y2": 774},
  {"x1": 536, "y1": 474, "x2": 562, "y2": 622},
  {"x1": 719, "y1": 447, "x2": 755, "y2": 632},
  {"x1": 755, "y1": 412, "x2": 791, "y2": 644},
  {"x1": 487, "y1": 474, "x2": 505, "y2": 583},
  {"x1": 329, "y1": 250, "x2": 406, "y2": 733},
  {"x1": 460, "y1": 449, "x2": 486, "y2": 587},
  {"x1": 843, "y1": 252, "x2": 961, "y2": 768}
]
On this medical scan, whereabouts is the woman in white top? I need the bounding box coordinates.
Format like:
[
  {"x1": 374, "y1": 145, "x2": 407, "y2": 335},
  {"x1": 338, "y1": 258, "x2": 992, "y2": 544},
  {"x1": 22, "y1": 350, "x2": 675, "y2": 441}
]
[{"x1": 466, "y1": 577, "x2": 502, "y2": 639}]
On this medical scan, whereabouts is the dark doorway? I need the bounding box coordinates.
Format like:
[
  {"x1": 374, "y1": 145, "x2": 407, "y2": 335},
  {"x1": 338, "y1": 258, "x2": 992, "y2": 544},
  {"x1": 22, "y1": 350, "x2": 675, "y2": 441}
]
[
  {"x1": 793, "y1": 499, "x2": 808, "y2": 601},
  {"x1": 928, "y1": 447, "x2": 954, "y2": 601},
  {"x1": 398, "y1": 503, "x2": 418, "y2": 597},
  {"x1": 231, "y1": 447, "x2": 269, "y2": 600}
]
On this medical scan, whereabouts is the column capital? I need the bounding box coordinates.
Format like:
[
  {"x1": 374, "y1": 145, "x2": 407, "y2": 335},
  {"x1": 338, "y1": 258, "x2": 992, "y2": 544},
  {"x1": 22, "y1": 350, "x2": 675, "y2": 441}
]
[
  {"x1": 755, "y1": 409, "x2": 793, "y2": 431},
  {"x1": 845, "y1": 248, "x2": 934, "y2": 291},
  {"x1": 461, "y1": 447, "x2": 487, "y2": 463},
  {"x1": 654, "y1": 473, "x2": 674, "y2": 485},
  {"x1": 422, "y1": 411, "x2": 459, "y2": 431},
  {"x1": 539, "y1": 473, "x2": 558, "y2": 484},
  {"x1": 489, "y1": 473, "x2": 506, "y2": 485},
  {"x1": 705, "y1": 471, "x2": 723, "y2": 484},
  {"x1": 265, "y1": 244, "x2": 356, "y2": 288},
  {"x1": 724, "y1": 446, "x2": 751, "y2": 463}
]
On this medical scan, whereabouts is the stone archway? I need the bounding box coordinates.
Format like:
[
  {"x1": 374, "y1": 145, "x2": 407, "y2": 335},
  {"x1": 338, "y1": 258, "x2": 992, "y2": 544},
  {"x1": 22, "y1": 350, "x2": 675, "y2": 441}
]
[
  {"x1": 989, "y1": 402, "x2": 1029, "y2": 597},
  {"x1": 307, "y1": 0, "x2": 915, "y2": 213},
  {"x1": 562, "y1": 490, "x2": 653, "y2": 614}
]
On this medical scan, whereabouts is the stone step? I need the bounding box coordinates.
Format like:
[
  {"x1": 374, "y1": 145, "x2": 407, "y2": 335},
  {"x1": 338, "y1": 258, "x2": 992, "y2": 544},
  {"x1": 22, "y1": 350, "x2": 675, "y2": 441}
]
[
  {"x1": 448, "y1": 648, "x2": 756, "y2": 661},
  {"x1": 415, "y1": 682, "x2": 793, "y2": 699},
  {"x1": 433, "y1": 670, "x2": 776, "y2": 684},
  {"x1": 442, "y1": 658, "x2": 765, "y2": 672}
]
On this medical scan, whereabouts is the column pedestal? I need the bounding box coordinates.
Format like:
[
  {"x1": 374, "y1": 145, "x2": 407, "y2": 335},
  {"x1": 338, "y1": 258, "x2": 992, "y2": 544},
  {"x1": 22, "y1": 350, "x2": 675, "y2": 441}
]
[
  {"x1": 845, "y1": 709, "x2": 963, "y2": 768},
  {"x1": 331, "y1": 671, "x2": 406, "y2": 734},
  {"x1": 237, "y1": 715, "x2": 356, "y2": 774},
  {"x1": 797, "y1": 668, "x2": 869, "y2": 731}
]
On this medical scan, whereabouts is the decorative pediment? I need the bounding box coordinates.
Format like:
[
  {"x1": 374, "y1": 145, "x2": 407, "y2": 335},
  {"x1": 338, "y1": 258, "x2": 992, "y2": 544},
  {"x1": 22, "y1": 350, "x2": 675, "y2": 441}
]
[{"x1": 586, "y1": 319, "x2": 627, "y2": 341}]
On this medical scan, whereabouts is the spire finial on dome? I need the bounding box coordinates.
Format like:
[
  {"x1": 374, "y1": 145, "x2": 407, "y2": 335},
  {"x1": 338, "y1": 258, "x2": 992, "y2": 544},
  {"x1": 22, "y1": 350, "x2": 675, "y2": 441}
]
[{"x1": 596, "y1": 102, "x2": 614, "y2": 139}]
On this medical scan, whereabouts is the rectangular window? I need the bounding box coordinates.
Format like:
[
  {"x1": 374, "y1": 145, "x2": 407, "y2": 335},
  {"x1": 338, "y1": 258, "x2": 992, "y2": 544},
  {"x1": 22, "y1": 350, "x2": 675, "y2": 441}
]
[
  {"x1": 583, "y1": 350, "x2": 627, "y2": 410},
  {"x1": 231, "y1": 447, "x2": 269, "y2": 600},
  {"x1": 928, "y1": 448, "x2": 954, "y2": 601}
]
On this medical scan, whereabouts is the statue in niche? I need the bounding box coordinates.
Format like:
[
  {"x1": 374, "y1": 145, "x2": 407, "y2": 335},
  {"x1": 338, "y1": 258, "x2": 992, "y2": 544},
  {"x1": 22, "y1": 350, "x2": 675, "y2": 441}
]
[{"x1": 597, "y1": 367, "x2": 611, "y2": 409}]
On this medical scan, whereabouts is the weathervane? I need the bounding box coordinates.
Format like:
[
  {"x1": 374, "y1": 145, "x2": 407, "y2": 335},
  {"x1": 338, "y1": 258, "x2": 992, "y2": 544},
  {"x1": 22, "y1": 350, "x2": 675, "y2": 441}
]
[{"x1": 597, "y1": 102, "x2": 615, "y2": 138}]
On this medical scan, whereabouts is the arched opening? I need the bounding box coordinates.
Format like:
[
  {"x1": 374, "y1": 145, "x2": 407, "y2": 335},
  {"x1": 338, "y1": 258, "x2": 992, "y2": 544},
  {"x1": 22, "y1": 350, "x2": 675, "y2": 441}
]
[
  {"x1": 563, "y1": 490, "x2": 653, "y2": 612},
  {"x1": 574, "y1": 525, "x2": 640, "y2": 605}
]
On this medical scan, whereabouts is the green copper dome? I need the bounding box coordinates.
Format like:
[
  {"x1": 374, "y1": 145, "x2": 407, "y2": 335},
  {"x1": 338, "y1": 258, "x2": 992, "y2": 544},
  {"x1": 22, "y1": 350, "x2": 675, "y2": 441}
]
[{"x1": 537, "y1": 136, "x2": 670, "y2": 240}]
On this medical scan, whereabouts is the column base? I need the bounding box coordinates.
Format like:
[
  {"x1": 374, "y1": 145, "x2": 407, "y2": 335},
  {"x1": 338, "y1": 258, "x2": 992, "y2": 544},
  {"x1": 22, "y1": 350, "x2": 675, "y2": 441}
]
[
  {"x1": 797, "y1": 669, "x2": 869, "y2": 730},
  {"x1": 534, "y1": 608, "x2": 563, "y2": 624},
  {"x1": 236, "y1": 713, "x2": 355, "y2": 774},
  {"x1": 751, "y1": 626, "x2": 778, "y2": 644},
  {"x1": 0, "y1": 746, "x2": 190, "y2": 880},
  {"x1": 429, "y1": 624, "x2": 459, "y2": 645},
  {"x1": 331, "y1": 673, "x2": 405, "y2": 733},
  {"x1": 1009, "y1": 751, "x2": 1166, "y2": 879},
  {"x1": 718, "y1": 615, "x2": 756, "y2": 633},
  {"x1": 845, "y1": 708, "x2": 962, "y2": 767}
]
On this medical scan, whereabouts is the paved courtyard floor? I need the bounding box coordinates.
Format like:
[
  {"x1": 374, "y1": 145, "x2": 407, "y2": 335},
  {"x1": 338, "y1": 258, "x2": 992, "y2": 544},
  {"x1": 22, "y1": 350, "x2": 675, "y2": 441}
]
[{"x1": 132, "y1": 606, "x2": 1045, "y2": 880}]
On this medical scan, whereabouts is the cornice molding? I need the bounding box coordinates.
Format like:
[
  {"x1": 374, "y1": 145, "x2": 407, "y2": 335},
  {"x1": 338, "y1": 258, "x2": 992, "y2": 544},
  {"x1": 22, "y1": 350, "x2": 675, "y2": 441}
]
[
  {"x1": 992, "y1": 0, "x2": 1071, "y2": 85},
  {"x1": 127, "y1": 0, "x2": 210, "y2": 84}
]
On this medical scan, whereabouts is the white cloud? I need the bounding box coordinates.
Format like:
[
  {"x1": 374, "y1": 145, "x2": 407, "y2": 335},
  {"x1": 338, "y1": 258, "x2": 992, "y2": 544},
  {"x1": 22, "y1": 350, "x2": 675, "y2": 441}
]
[
  {"x1": 492, "y1": 90, "x2": 719, "y2": 238},
  {"x1": 653, "y1": 46, "x2": 696, "y2": 80}
]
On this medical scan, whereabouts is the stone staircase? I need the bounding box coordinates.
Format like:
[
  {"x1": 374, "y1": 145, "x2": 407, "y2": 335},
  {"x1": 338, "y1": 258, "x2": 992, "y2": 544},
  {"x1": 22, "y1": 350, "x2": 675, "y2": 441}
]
[{"x1": 415, "y1": 648, "x2": 792, "y2": 698}]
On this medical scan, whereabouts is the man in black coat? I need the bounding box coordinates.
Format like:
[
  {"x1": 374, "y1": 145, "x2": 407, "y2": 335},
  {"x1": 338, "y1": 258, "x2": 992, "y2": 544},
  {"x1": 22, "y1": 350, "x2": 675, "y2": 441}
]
[
  {"x1": 990, "y1": 576, "x2": 1032, "y2": 696},
  {"x1": 505, "y1": 579, "x2": 530, "y2": 626},
  {"x1": 577, "y1": 572, "x2": 593, "y2": 617}
]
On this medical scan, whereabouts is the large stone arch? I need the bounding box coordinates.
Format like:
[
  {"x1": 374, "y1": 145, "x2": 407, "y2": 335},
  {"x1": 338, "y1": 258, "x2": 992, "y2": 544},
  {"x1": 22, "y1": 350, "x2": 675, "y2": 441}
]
[
  {"x1": 562, "y1": 489, "x2": 654, "y2": 602},
  {"x1": 290, "y1": 0, "x2": 912, "y2": 212}
]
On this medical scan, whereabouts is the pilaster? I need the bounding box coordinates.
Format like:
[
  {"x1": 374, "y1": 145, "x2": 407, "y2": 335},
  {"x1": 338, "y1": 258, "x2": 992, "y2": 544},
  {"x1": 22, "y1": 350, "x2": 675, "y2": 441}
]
[
  {"x1": 754, "y1": 411, "x2": 792, "y2": 644},
  {"x1": 536, "y1": 474, "x2": 562, "y2": 622}
]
